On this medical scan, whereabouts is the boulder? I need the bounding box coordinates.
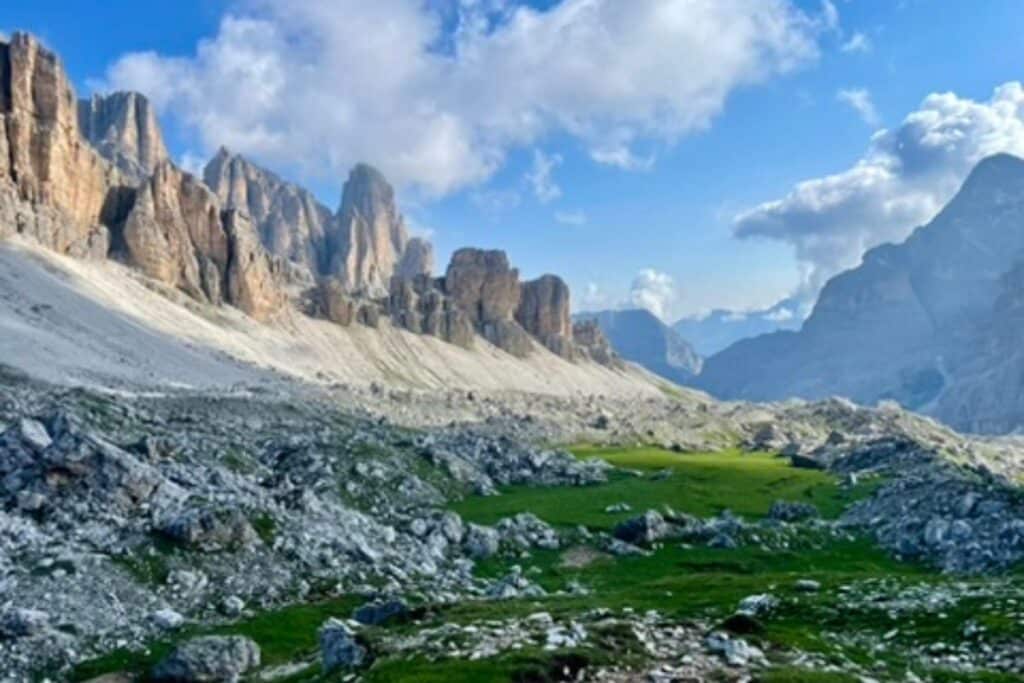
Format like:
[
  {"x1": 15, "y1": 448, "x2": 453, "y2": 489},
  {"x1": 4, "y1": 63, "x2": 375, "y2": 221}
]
[
  {"x1": 320, "y1": 618, "x2": 369, "y2": 672},
  {"x1": 151, "y1": 636, "x2": 261, "y2": 682},
  {"x1": 0, "y1": 608, "x2": 49, "y2": 638},
  {"x1": 613, "y1": 510, "x2": 670, "y2": 546},
  {"x1": 353, "y1": 599, "x2": 408, "y2": 626}
]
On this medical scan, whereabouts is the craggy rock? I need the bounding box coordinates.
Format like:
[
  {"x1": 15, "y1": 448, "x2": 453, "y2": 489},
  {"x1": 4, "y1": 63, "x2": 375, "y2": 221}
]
[
  {"x1": 320, "y1": 619, "x2": 369, "y2": 671},
  {"x1": 516, "y1": 274, "x2": 575, "y2": 358},
  {"x1": 572, "y1": 320, "x2": 621, "y2": 367},
  {"x1": 614, "y1": 510, "x2": 671, "y2": 546},
  {"x1": 388, "y1": 274, "x2": 474, "y2": 348},
  {"x1": 78, "y1": 91, "x2": 169, "y2": 185},
  {"x1": 151, "y1": 636, "x2": 261, "y2": 682},
  {"x1": 0, "y1": 33, "x2": 122, "y2": 255}
]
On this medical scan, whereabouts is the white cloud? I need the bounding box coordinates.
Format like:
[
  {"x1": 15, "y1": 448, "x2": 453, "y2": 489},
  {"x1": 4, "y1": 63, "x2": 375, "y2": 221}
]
[
  {"x1": 837, "y1": 87, "x2": 880, "y2": 127},
  {"x1": 629, "y1": 269, "x2": 676, "y2": 320},
  {"x1": 97, "y1": 0, "x2": 829, "y2": 195},
  {"x1": 525, "y1": 149, "x2": 563, "y2": 203},
  {"x1": 736, "y1": 82, "x2": 1024, "y2": 292},
  {"x1": 840, "y1": 31, "x2": 872, "y2": 53},
  {"x1": 555, "y1": 209, "x2": 588, "y2": 226}
]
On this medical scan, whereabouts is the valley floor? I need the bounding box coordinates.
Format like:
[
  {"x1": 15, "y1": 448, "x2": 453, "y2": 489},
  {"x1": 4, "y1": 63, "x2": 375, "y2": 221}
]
[{"x1": 69, "y1": 446, "x2": 1024, "y2": 683}]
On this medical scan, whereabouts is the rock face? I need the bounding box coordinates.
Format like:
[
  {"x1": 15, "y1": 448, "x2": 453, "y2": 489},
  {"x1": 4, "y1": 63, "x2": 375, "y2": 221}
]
[
  {"x1": 120, "y1": 162, "x2": 285, "y2": 320},
  {"x1": 698, "y1": 154, "x2": 1024, "y2": 433},
  {"x1": 78, "y1": 91, "x2": 169, "y2": 184},
  {"x1": 204, "y1": 148, "x2": 333, "y2": 284},
  {"x1": 575, "y1": 309, "x2": 702, "y2": 383},
  {"x1": 333, "y1": 163, "x2": 413, "y2": 295},
  {"x1": 444, "y1": 249, "x2": 533, "y2": 357},
  {"x1": 516, "y1": 275, "x2": 574, "y2": 358},
  {"x1": 572, "y1": 320, "x2": 621, "y2": 367},
  {"x1": 388, "y1": 275, "x2": 475, "y2": 348},
  {"x1": 0, "y1": 33, "x2": 123, "y2": 256},
  {"x1": 396, "y1": 236, "x2": 434, "y2": 280},
  {"x1": 205, "y1": 152, "x2": 433, "y2": 298}
]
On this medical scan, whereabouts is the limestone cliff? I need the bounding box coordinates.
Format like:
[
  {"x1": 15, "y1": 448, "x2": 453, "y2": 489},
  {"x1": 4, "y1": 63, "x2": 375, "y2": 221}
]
[
  {"x1": 517, "y1": 274, "x2": 574, "y2": 358},
  {"x1": 204, "y1": 149, "x2": 333, "y2": 284},
  {"x1": 78, "y1": 91, "x2": 168, "y2": 185},
  {"x1": 120, "y1": 162, "x2": 285, "y2": 321},
  {"x1": 332, "y1": 164, "x2": 412, "y2": 296},
  {"x1": 0, "y1": 33, "x2": 123, "y2": 255}
]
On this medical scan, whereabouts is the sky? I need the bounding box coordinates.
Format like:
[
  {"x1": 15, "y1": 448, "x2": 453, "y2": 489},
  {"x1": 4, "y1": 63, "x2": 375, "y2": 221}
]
[{"x1": 6, "y1": 0, "x2": 1024, "y2": 323}]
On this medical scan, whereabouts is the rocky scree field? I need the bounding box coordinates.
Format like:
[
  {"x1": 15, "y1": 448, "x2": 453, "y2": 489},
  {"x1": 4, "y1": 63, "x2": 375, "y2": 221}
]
[{"x1": 0, "y1": 368, "x2": 1023, "y2": 682}]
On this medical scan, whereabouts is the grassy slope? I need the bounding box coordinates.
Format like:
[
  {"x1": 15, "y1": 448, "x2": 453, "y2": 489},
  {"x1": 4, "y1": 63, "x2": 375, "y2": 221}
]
[{"x1": 452, "y1": 446, "x2": 879, "y2": 527}]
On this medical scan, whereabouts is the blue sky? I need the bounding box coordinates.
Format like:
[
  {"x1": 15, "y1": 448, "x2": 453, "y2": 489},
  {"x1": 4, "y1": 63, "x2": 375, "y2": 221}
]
[{"x1": 7, "y1": 0, "x2": 1024, "y2": 321}]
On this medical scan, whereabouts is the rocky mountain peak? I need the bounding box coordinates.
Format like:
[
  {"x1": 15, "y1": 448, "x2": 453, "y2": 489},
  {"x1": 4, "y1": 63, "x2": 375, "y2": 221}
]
[
  {"x1": 78, "y1": 91, "x2": 169, "y2": 184},
  {"x1": 333, "y1": 163, "x2": 411, "y2": 295},
  {"x1": 204, "y1": 148, "x2": 333, "y2": 284}
]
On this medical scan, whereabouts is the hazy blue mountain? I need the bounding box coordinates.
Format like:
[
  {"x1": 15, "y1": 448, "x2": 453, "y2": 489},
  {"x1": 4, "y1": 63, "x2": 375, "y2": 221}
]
[
  {"x1": 698, "y1": 153, "x2": 1024, "y2": 432},
  {"x1": 574, "y1": 308, "x2": 702, "y2": 384},
  {"x1": 673, "y1": 298, "x2": 803, "y2": 357}
]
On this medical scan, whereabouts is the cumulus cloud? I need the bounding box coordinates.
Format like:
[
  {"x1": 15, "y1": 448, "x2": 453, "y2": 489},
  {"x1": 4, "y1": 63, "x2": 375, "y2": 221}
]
[
  {"x1": 555, "y1": 209, "x2": 588, "y2": 226},
  {"x1": 837, "y1": 87, "x2": 880, "y2": 127},
  {"x1": 736, "y1": 82, "x2": 1024, "y2": 291},
  {"x1": 629, "y1": 269, "x2": 676, "y2": 320},
  {"x1": 840, "y1": 31, "x2": 872, "y2": 53},
  {"x1": 97, "y1": 0, "x2": 829, "y2": 195},
  {"x1": 525, "y1": 149, "x2": 563, "y2": 203}
]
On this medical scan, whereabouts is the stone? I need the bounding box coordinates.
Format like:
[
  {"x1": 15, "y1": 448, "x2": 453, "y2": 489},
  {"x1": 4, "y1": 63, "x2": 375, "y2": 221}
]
[
  {"x1": 0, "y1": 608, "x2": 49, "y2": 638},
  {"x1": 221, "y1": 597, "x2": 246, "y2": 618},
  {"x1": 737, "y1": 594, "x2": 777, "y2": 617},
  {"x1": 320, "y1": 618, "x2": 368, "y2": 672},
  {"x1": 794, "y1": 579, "x2": 821, "y2": 592},
  {"x1": 463, "y1": 523, "x2": 501, "y2": 559},
  {"x1": 78, "y1": 91, "x2": 169, "y2": 184},
  {"x1": 614, "y1": 510, "x2": 670, "y2": 546},
  {"x1": 17, "y1": 418, "x2": 51, "y2": 453},
  {"x1": 152, "y1": 609, "x2": 186, "y2": 631},
  {"x1": 353, "y1": 599, "x2": 408, "y2": 626},
  {"x1": 768, "y1": 500, "x2": 820, "y2": 522},
  {"x1": 151, "y1": 636, "x2": 261, "y2": 682},
  {"x1": 158, "y1": 508, "x2": 259, "y2": 551}
]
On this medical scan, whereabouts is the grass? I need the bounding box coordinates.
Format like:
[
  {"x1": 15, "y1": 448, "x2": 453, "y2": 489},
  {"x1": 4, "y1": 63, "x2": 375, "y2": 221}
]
[
  {"x1": 71, "y1": 596, "x2": 363, "y2": 681},
  {"x1": 451, "y1": 446, "x2": 879, "y2": 529}
]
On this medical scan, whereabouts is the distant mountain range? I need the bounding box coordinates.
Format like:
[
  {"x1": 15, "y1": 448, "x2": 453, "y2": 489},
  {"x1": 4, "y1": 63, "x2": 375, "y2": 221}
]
[
  {"x1": 574, "y1": 308, "x2": 702, "y2": 384},
  {"x1": 697, "y1": 153, "x2": 1024, "y2": 433},
  {"x1": 672, "y1": 298, "x2": 803, "y2": 357}
]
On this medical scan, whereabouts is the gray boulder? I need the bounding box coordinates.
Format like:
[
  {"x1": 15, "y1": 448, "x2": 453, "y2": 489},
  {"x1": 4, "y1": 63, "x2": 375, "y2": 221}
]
[
  {"x1": 320, "y1": 618, "x2": 368, "y2": 672},
  {"x1": 151, "y1": 636, "x2": 261, "y2": 682},
  {"x1": 613, "y1": 510, "x2": 670, "y2": 546}
]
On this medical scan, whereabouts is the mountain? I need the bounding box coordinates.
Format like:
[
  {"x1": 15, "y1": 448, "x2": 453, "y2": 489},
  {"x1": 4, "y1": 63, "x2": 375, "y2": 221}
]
[
  {"x1": 699, "y1": 153, "x2": 1024, "y2": 432},
  {"x1": 574, "y1": 308, "x2": 702, "y2": 384},
  {"x1": 673, "y1": 297, "x2": 802, "y2": 357},
  {"x1": 0, "y1": 31, "x2": 649, "y2": 395}
]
